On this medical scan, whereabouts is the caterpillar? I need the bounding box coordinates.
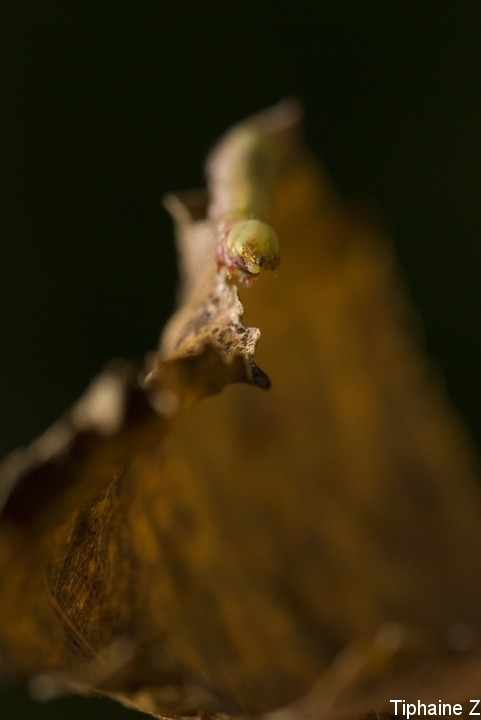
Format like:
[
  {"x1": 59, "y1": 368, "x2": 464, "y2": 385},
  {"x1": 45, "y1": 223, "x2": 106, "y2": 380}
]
[
  {"x1": 219, "y1": 217, "x2": 280, "y2": 280},
  {"x1": 206, "y1": 101, "x2": 299, "y2": 284}
]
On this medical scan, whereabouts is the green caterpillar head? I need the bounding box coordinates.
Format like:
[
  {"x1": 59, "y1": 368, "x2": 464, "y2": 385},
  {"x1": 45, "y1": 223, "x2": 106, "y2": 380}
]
[{"x1": 225, "y1": 219, "x2": 280, "y2": 276}]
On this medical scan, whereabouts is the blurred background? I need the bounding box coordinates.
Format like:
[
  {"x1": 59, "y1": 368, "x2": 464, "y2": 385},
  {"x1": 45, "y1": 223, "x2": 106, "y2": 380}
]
[{"x1": 1, "y1": 2, "x2": 481, "y2": 717}]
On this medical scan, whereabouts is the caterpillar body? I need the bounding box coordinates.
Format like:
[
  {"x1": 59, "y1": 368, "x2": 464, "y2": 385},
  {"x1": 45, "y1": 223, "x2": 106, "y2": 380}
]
[{"x1": 205, "y1": 102, "x2": 299, "y2": 284}]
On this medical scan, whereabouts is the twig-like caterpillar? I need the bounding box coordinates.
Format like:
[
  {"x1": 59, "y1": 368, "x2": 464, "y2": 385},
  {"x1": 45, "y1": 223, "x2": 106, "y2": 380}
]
[{"x1": 206, "y1": 100, "x2": 300, "y2": 285}]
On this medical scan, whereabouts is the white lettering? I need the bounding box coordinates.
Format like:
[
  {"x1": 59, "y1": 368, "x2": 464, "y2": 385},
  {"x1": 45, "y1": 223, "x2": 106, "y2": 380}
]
[
  {"x1": 406, "y1": 703, "x2": 417, "y2": 719},
  {"x1": 390, "y1": 700, "x2": 404, "y2": 714},
  {"x1": 389, "y1": 699, "x2": 466, "y2": 717},
  {"x1": 470, "y1": 699, "x2": 481, "y2": 716}
]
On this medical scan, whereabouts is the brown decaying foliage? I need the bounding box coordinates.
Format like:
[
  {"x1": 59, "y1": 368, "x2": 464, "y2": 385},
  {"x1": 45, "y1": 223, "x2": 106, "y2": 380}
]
[{"x1": 1, "y1": 103, "x2": 481, "y2": 720}]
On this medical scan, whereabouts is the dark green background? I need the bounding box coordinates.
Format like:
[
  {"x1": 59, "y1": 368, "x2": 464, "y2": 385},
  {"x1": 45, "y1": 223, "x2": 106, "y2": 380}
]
[{"x1": 2, "y1": 3, "x2": 481, "y2": 718}]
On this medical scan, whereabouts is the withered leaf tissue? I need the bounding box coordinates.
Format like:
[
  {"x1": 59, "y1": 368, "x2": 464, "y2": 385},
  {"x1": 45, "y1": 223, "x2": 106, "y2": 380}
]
[{"x1": 1, "y1": 101, "x2": 481, "y2": 720}]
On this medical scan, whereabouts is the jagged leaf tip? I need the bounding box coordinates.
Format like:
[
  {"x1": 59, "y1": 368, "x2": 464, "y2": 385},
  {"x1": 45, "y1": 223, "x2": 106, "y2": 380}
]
[{"x1": 147, "y1": 99, "x2": 302, "y2": 401}]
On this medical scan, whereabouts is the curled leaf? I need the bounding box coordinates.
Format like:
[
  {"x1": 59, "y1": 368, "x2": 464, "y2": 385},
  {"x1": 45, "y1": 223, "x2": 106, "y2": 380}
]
[
  {"x1": 2, "y1": 103, "x2": 481, "y2": 720},
  {"x1": 151, "y1": 99, "x2": 301, "y2": 400}
]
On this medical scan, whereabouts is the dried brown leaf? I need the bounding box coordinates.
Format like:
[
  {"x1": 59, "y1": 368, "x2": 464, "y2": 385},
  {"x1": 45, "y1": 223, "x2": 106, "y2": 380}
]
[{"x1": 1, "y1": 104, "x2": 481, "y2": 720}]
